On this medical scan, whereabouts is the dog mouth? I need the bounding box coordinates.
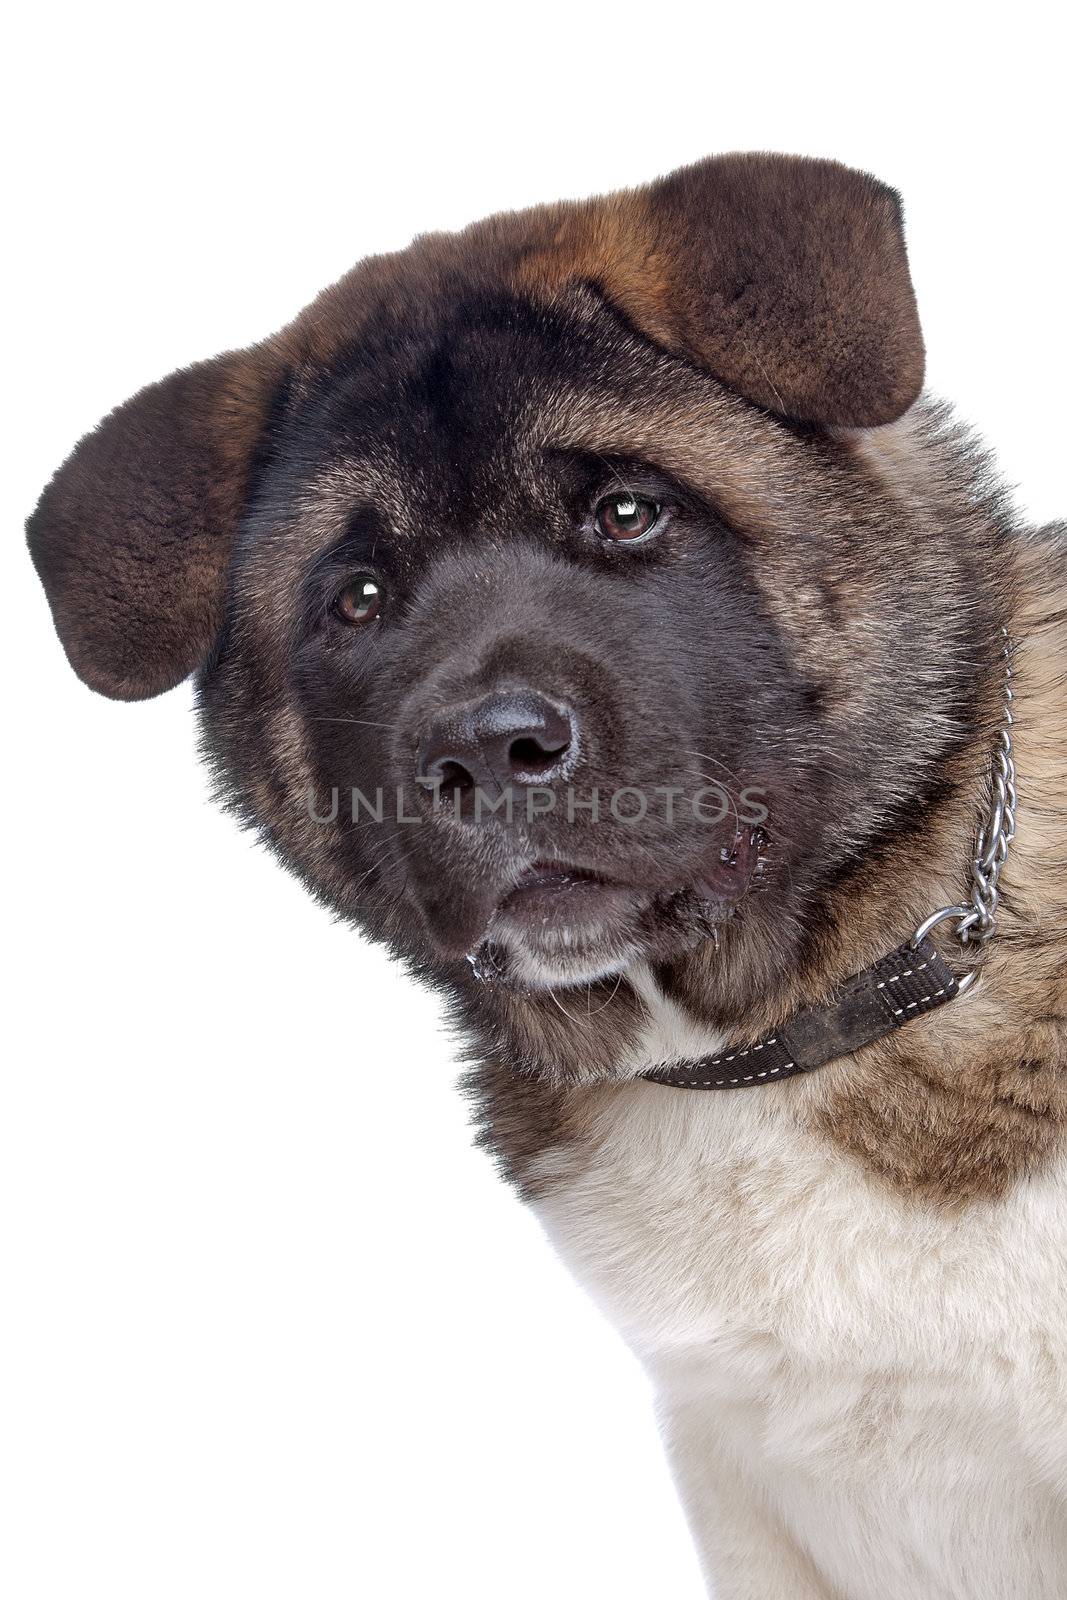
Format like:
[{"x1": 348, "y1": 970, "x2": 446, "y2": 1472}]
[
  {"x1": 496, "y1": 860, "x2": 630, "y2": 919},
  {"x1": 469, "y1": 825, "x2": 769, "y2": 988}
]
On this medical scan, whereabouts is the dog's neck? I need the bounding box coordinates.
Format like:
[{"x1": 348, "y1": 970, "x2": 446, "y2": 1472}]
[{"x1": 641, "y1": 627, "x2": 1019, "y2": 1091}]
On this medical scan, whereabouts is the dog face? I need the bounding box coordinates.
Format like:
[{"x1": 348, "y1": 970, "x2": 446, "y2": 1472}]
[
  {"x1": 29, "y1": 153, "x2": 1006, "y2": 1077},
  {"x1": 210, "y1": 288, "x2": 830, "y2": 986}
]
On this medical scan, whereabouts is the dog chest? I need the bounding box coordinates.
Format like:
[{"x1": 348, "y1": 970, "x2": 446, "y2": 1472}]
[{"x1": 531, "y1": 1077, "x2": 1067, "y2": 1590}]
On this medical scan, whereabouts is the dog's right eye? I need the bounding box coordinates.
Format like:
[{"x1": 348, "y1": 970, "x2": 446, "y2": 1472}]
[
  {"x1": 594, "y1": 492, "x2": 660, "y2": 542},
  {"x1": 333, "y1": 574, "x2": 383, "y2": 626}
]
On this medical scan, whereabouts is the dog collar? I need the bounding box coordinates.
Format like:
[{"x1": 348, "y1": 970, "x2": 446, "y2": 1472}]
[
  {"x1": 643, "y1": 935, "x2": 961, "y2": 1090},
  {"x1": 644, "y1": 632, "x2": 1017, "y2": 1092}
]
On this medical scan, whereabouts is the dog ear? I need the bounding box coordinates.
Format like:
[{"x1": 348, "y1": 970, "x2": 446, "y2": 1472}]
[
  {"x1": 27, "y1": 345, "x2": 283, "y2": 700},
  {"x1": 521, "y1": 153, "x2": 925, "y2": 428}
]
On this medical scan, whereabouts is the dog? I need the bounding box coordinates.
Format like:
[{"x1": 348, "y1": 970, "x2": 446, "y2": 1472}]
[{"x1": 28, "y1": 153, "x2": 1067, "y2": 1598}]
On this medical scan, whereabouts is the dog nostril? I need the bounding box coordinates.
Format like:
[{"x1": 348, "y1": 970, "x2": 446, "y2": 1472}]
[
  {"x1": 431, "y1": 758, "x2": 476, "y2": 796},
  {"x1": 508, "y1": 733, "x2": 570, "y2": 776}
]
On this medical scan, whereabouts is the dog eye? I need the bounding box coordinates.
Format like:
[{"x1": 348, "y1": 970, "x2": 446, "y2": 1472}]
[
  {"x1": 333, "y1": 574, "x2": 382, "y2": 625},
  {"x1": 594, "y1": 492, "x2": 660, "y2": 541}
]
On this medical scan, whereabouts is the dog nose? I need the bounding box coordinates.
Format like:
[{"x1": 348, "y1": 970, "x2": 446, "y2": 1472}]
[{"x1": 416, "y1": 690, "x2": 576, "y2": 795}]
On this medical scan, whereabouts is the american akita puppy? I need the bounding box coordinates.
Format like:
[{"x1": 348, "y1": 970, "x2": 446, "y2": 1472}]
[{"x1": 28, "y1": 154, "x2": 1067, "y2": 1598}]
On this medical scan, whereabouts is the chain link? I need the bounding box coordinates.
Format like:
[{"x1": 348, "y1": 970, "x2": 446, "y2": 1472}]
[{"x1": 913, "y1": 629, "x2": 1016, "y2": 959}]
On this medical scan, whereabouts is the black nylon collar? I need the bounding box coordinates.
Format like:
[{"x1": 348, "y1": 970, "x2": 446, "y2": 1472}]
[{"x1": 642, "y1": 935, "x2": 961, "y2": 1090}]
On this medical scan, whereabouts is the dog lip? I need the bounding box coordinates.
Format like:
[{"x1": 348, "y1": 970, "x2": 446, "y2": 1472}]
[
  {"x1": 510, "y1": 859, "x2": 611, "y2": 893},
  {"x1": 495, "y1": 859, "x2": 634, "y2": 924},
  {"x1": 498, "y1": 827, "x2": 766, "y2": 923}
]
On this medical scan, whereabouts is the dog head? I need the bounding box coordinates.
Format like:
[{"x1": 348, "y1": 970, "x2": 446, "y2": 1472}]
[{"x1": 30, "y1": 153, "x2": 1004, "y2": 1074}]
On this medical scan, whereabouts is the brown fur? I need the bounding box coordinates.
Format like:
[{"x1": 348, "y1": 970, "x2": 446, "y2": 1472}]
[
  {"x1": 29, "y1": 350, "x2": 279, "y2": 699},
  {"x1": 288, "y1": 153, "x2": 922, "y2": 429},
  {"x1": 806, "y1": 526, "x2": 1067, "y2": 1203},
  {"x1": 513, "y1": 154, "x2": 924, "y2": 426}
]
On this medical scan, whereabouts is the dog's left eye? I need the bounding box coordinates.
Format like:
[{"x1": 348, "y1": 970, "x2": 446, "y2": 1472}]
[
  {"x1": 333, "y1": 574, "x2": 383, "y2": 625},
  {"x1": 594, "y1": 492, "x2": 660, "y2": 541}
]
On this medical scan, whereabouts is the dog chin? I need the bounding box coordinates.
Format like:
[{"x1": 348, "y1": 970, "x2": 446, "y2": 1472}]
[{"x1": 492, "y1": 927, "x2": 640, "y2": 990}]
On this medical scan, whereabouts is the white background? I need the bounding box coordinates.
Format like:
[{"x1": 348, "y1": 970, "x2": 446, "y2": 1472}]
[{"x1": 4, "y1": 6, "x2": 1064, "y2": 1597}]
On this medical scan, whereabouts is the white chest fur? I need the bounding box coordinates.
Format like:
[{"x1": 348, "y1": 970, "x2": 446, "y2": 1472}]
[{"x1": 531, "y1": 1001, "x2": 1067, "y2": 1599}]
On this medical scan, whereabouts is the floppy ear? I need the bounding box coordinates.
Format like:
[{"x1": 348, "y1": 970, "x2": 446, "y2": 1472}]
[
  {"x1": 27, "y1": 345, "x2": 282, "y2": 700},
  {"x1": 522, "y1": 152, "x2": 925, "y2": 427}
]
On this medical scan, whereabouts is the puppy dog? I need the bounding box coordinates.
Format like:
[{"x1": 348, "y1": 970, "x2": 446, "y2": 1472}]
[{"x1": 28, "y1": 154, "x2": 1067, "y2": 1598}]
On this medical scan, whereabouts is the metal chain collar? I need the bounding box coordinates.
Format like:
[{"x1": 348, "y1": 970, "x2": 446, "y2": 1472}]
[{"x1": 913, "y1": 629, "x2": 1017, "y2": 983}]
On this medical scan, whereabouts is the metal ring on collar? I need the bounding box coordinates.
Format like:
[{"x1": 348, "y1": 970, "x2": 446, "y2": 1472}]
[{"x1": 911, "y1": 904, "x2": 975, "y2": 948}]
